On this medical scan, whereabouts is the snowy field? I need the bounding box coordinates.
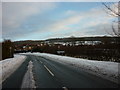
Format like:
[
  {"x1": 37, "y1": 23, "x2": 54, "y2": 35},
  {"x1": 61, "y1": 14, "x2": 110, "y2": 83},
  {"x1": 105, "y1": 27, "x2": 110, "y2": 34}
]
[
  {"x1": 22, "y1": 52, "x2": 119, "y2": 84},
  {"x1": 0, "y1": 55, "x2": 26, "y2": 85}
]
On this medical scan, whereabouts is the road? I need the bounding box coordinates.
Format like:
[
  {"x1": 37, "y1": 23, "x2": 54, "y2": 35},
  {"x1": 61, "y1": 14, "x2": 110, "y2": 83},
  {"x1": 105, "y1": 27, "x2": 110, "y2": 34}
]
[{"x1": 2, "y1": 55, "x2": 118, "y2": 89}]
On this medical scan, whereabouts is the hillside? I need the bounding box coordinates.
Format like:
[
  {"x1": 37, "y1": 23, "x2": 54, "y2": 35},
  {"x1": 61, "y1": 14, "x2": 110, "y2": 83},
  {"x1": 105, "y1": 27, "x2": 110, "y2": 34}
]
[{"x1": 14, "y1": 36, "x2": 119, "y2": 46}]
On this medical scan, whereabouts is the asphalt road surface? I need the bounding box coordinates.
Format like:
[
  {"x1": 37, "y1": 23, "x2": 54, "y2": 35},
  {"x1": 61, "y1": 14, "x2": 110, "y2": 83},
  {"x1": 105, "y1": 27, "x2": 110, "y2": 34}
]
[{"x1": 2, "y1": 55, "x2": 118, "y2": 89}]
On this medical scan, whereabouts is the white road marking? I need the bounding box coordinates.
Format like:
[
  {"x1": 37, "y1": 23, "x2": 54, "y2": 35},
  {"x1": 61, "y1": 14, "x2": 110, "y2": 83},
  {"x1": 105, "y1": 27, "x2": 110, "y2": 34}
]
[
  {"x1": 40, "y1": 61, "x2": 43, "y2": 64},
  {"x1": 62, "y1": 87, "x2": 68, "y2": 90},
  {"x1": 44, "y1": 65, "x2": 54, "y2": 76}
]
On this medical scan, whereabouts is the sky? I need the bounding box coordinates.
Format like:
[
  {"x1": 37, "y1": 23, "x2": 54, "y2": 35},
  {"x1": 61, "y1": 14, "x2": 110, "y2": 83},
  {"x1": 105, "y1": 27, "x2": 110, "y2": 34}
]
[{"x1": 1, "y1": 1, "x2": 118, "y2": 41}]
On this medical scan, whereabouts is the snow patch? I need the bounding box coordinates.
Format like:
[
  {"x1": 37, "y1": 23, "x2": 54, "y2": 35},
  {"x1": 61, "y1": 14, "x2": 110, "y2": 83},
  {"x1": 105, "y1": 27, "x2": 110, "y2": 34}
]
[
  {"x1": 21, "y1": 61, "x2": 36, "y2": 89},
  {"x1": 0, "y1": 60, "x2": 2, "y2": 90},
  {"x1": 0, "y1": 55, "x2": 26, "y2": 84}
]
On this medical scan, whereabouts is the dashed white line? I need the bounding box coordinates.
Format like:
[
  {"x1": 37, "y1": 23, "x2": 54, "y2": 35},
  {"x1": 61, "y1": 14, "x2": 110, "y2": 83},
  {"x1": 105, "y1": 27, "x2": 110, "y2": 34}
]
[
  {"x1": 62, "y1": 87, "x2": 68, "y2": 90},
  {"x1": 39, "y1": 61, "x2": 43, "y2": 64},
  {"x1": 44, "y1": 65, "x2": 54, "y2": 76}
]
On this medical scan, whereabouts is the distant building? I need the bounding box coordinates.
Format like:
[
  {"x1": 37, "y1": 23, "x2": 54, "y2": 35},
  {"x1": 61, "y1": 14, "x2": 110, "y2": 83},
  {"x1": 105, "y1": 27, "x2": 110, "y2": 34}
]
[{"x1": 57, "y1": 51, "x2": 65, "y2": 55}]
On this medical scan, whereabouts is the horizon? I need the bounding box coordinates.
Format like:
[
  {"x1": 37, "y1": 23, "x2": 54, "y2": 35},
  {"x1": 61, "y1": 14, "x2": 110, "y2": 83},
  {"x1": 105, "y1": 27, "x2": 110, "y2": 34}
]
[
  {"x1": 2, "y1": 2, "x2": 118, "y2": 41},
  {"x1": 1, "y1": 35, "x2": 116, "y2": 42},
  {"x1": 2, "y1": 35, "x2": 115, "y2": 42}
]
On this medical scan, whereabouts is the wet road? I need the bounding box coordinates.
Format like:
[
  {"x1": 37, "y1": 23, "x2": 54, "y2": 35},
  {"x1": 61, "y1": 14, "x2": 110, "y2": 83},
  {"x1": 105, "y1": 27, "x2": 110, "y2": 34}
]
[{"x1": 2, "y1": 55, "x2": 118, "y2": 89}]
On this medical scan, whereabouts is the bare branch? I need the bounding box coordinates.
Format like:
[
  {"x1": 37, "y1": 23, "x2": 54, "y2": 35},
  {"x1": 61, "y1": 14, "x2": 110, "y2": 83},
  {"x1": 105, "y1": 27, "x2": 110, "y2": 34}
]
[
  {"x1": 102, "y1": 2, "x2": 120, "y2": 37},
  {"x1": 112, "y1": 24, "x2": 118, "y2": 36},
  {"x1": 102, "y1": 2, "x2": 120, "y2": 16}
]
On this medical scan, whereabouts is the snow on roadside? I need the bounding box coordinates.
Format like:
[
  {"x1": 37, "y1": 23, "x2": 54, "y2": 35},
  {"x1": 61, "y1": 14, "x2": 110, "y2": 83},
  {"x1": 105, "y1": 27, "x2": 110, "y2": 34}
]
[
  {"x1": 0, "y1": 59, "x2": 2, "y2": 90},
  {"x1": 21, "y1": 61, "x2": 36, "y2": 89},
  {"x1": 22, "y1": 53, "x2": 119, "y2": 84},
  {"x1": 0, "y1": 55, "x2": 26, "y2": 84}
]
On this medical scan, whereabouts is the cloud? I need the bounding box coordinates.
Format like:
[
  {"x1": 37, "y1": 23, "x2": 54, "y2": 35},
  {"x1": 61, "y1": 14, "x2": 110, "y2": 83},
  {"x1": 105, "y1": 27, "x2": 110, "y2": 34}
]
[
  {"x1": 2, "y1": 0, "x2": 119, "y2": 2},
  {"x1": 48, "y1": 15, "x2": 83, "y2": 31},
  {"x1": 49, "y1": 23, "x2": 114, "y2": 38},
  {"x1": 2, "y1": 2, "x2": 117, "y2": 41},
  {"x1": 34, "y1": 6, "x2": 115, "y2": 38},
  {"x1": 0, "y1": 2, "x2": 2, "y2": 41},
  {"x1": 65, "y1": 10, "x2": 78, "y2": 16},
  {"x1": 21, "y1": 6, "x2": 114, "y2": 40},
  {"x1": 0, "y1": 2, "x2": 2, "y2": 28},
  {"x1": 2, "y1": 2, "x2": 56, "y2": 35}
]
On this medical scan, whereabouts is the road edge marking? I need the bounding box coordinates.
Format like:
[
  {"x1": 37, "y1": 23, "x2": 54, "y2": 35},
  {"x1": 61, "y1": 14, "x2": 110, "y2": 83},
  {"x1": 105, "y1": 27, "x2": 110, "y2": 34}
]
[{"x1": 40, "y1": 61, "x2": 43, "y2": 64}]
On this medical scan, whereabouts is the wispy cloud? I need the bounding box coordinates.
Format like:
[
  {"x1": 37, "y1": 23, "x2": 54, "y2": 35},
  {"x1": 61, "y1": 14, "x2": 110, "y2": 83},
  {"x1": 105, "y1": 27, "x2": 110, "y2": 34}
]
[
  {"x1": 2, "y1": 2, "x2": 117, "y2": 41},
  {"x1": 0, "y1": 2, "x2": 2, "y2": 41},
  {"x1": 33, "y1": 6, "x2": 115, "y2": 38},
  {"x1": 2, "y1": 2, "x2": 56, "y2": 35},
  {"x1": 2, "y1": 0, "x2": 119, "y2": 2}
]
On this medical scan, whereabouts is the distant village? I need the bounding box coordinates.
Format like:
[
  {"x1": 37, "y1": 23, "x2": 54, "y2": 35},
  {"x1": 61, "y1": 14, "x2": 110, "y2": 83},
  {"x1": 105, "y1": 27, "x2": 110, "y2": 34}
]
[
  {"x1": 14, "y1": 40, "x2": 102, "y2": 52},
  {"x1": 1, "y1": 36, "x2": 120, "y2": 62}
]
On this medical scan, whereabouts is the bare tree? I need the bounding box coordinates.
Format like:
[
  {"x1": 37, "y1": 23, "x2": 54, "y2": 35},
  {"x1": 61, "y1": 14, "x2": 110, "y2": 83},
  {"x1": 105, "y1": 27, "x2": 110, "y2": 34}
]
[{"x1": 102, "y1": 1, "x2": 120, "y2": 37}]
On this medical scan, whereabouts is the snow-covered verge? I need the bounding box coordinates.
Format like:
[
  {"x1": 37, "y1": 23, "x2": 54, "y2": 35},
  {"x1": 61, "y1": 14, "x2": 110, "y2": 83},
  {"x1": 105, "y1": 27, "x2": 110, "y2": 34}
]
[
  {"x1": 0, "y1": 60, "x2": 2, "y2": 90},
  {"x1": 22, "y1": 53, "x2": 119, "y2": 84},
  {"x1": 0, "y1": 55, "x2": 27, "y2": 85},
  {"x1": 21, "y1": 61, "x2": 36, "y2": 88}
]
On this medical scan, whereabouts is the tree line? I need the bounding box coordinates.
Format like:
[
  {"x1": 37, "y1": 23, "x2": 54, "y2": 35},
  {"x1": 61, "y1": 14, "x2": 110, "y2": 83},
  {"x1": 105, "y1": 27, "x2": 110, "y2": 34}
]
[
  {"x1": 1, "y1": 40, "x2": 14, "y2": 60},
  {"x1": 30, "y1": 39, "x2": 120, "y2": 62}
]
